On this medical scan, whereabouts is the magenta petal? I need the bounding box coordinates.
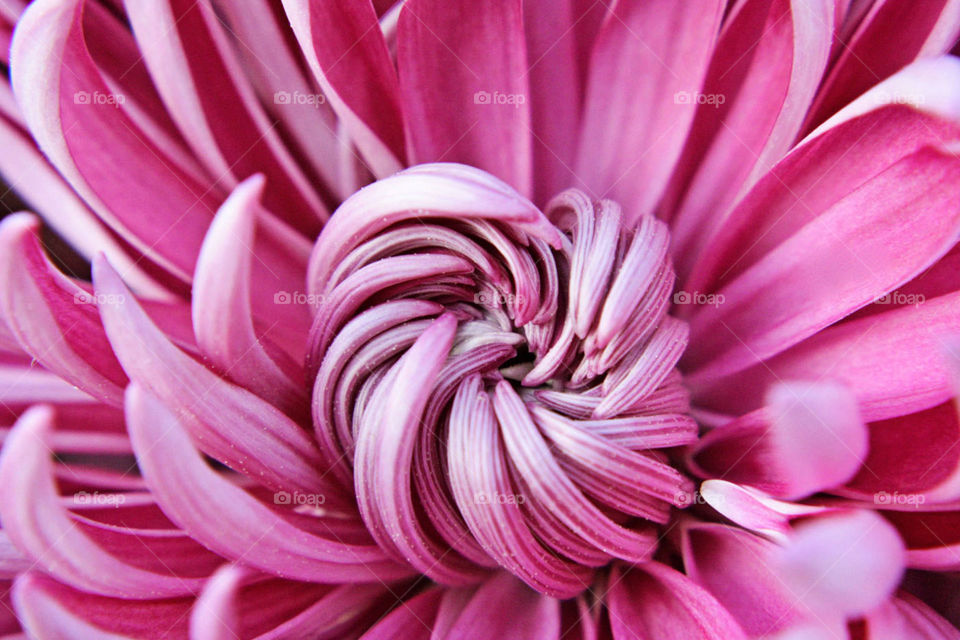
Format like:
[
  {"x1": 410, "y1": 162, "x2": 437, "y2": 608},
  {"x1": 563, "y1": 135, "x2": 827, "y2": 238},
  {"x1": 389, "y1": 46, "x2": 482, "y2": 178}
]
[
  {"x1": 397, "y1": 0, "x2": 531, "y2": 196},
  {"x1": 682, "y1": 522, "x2": 804, "y2": 636},
  {"x1": 283, "y1": 0, "x2": 406, "y2": 177},
  {"x1": 574, "y1": 0, "x2": 724, "y2": 225},
  {"x1": 0, "y1": 111, "x2": 165, "y2": 296},
  {"x1": 865, "y1": 592, "x2": 960, "y2": 640},
  {"x1": 11, "y1": 0, "x2": 216, "y2": 281},
  {"x1": 443, "y1": 572, "x2": 561, "y2": 640},
  {"x1": 125, "y1": 383, "x2": 414, "y2": 583},
  {"x1": 806, "y1": 0, "x2": 960, "y2": 128},
  {"x1": 94, "y1": 257, "x2": 337, "y2": 497},
  {"x1": 607, "y1": 563, "x2": 747, "y2": 640},
  {"x1": 360, "y1": 587, "x2": 443, "y2": 640},
  {"x1": 841, "y1": 402, "x2": 960, "y2": 503},
  {"x1": 686, "y1": 145, "x2": 960, "y2": 381},
  {"x1": 0, "y1": 407, "x2": 203, "y2": 598},
  {"x1": 692, "y1": 381, "x2": 868, "y2": 500},
  {"x1": 692, "y1": 289, "x2": 960, "y2": 422},
  {"x1": 12, "y1": 572, "x2": 191, "y2": 639},
  {"x1": 192, "y1": 175, "x2": 307, "y2": 417},
  {"x1": 0, "y1": 213, "x2": 128, "y2": 406},
  {"x1": 124, "y1": 0, "x2": 328, "y2": 234},
  {"x1": 667, "y1": 0, "x2": 834, "y2": 278}
]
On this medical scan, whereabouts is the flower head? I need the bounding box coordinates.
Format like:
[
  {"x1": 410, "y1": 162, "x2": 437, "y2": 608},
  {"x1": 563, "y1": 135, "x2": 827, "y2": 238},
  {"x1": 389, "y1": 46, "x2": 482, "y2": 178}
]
[{"x1": 1, "y1": 0, "x2": 960, "y2": 638}]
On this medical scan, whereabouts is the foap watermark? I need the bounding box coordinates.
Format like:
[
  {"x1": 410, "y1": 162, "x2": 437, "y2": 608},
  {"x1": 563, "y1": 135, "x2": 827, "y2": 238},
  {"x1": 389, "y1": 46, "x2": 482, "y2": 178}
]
[
  {"x1": 871, "y1": 90, "x2": 926, "y2": 109},
  {"x1": 674, "y1": 489, "x2": 723, "y2": 508},
  {"x1": 673, "y1": 290, "x2": 725, "y2": 307},
  {"x1": 874, "y1": 491, "x2": 925, "y2": 508},
  {"x1": 73, "y1": 90, "x2": 126, "y2": 107},
  {"x1": 74, "y1": 490, "x2": 126, "y2": 508},
  {"x1": 474, "y1": 291, "x2": 522, "y2": 308},
  {"x1": 74, "y1": 291, "x2": 125, "y2": 306},
  {"x1": 274, "y1": 291, "x2": 326, "y2": 307},
  {"x1": 473, "y1": 90, "x2": 526, "y2": 108},
  {"x1": 674, "y1": 91, "x2": 725, "y2": 107},
  {"x1": 274, "y1": 491, "x2": 326, "y2": 506},
  {"x1": 273, "y1": 90, "x2": 326, "y2": 107},
  {"x1": 474, "y1": 491, "x2": 526, "y2": 505},
  {"x1": 873, "y1": 291, "x2": 925, "y2": 308}
]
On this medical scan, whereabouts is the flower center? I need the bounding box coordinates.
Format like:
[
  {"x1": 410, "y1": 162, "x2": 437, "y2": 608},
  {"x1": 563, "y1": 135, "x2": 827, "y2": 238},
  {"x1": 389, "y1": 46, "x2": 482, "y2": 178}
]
[{"x1": 305, "y1": 176, "x2": 696, "y2": 597}]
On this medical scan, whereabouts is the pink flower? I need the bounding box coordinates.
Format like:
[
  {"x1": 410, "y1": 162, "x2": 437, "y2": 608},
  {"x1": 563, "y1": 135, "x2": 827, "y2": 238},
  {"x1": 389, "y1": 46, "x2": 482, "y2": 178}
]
[{"x1": 1, "y1": 0, "x2": 960, "y2": 638}]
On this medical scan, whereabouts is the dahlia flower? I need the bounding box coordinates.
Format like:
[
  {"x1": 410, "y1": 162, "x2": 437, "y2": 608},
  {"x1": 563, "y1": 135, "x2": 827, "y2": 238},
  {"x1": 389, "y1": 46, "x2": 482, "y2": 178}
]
[{"x1": 1, "y1": 0, "x2": 960, "y2": 637}]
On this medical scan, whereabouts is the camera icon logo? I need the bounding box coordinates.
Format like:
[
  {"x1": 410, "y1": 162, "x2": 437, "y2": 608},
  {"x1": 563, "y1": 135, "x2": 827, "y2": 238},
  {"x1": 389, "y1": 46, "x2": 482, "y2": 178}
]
[
  {"x1": 274, "y1": 90, "x2": 292, "y2": 104},
  {"x1": 473, "y1": 91, "x2": 491, "y2": 105}
]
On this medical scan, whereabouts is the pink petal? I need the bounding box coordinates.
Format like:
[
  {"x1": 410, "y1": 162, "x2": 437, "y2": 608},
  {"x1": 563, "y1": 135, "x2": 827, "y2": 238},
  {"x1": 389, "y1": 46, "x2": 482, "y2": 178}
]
[
  {"x1": 0, "y1": 214, "x2": 128, "y2": 406},
  {"x1": 215, "y1": 0, "x2": 348, "y2": 201},
  {"x1": 192, "y1": 176, "x2": 308, "y2": 417},
  {"x1": 11, "y1": 0, "x2": 309, "y2": 291},
  {"x1": 805, "y1": 0, "x2": 960, "y2": 129},
  {"x1": 354, "y1": 313, "x2": 487, "y2": 584},
  {"x1": 94, "y1": 257, "x2": 338, "y2": 497},
  {"x1": 125, "y1": 383, "x2": 414, "y2": 583},
  {"x1": 666, "y1": 0, "x2": 834, "y2": 278},
  {"x1": 692, "y1": 289, "x2": 960, "y2": 422},
  {"x1": 608, "y1": 563, "x2": 746, "y2": 640},
  {"x1": 12, "y1": 572, "x2": 191, "y2": 640},
  {"x1": 282, "y1": 0, "x2": 406, "y2": 177},
  {"x1": 692, "y1": 381, "x2": 868, "y2": 500},
  {"x1": 443, "y1": 572, "x2": 561, "y2": 640},
  {"x1": 0, "y1": 407, "x2": 204, "y2": 598},
  {"x1": 685, "y1": 145, "x2": 960, "y2": 382},
  {"x1": 684, "y1": 56, "x2": 960, "y2": 299},
  {"x1": 307, "y1": 164, "x2": 562, "y2": 296},
  {"x1": 698, "y1": 480, "x2": 826, "y2": 543},
  {"x1": 523, "y1": 0, "x2": 581, "y2": 204},
  {"x1": 124, "y1": 0, "x2": 327, "y2": 234},
  {"x1": 191, "y1": 564, "x2": 387, "y2": 640},
  {"x1": 841, "y1": 402, "x2": 960, "y2": 503},
  {"x1": 360, "y1": 587, "x2": 444, "y2": 640},
  {"x1": 397, "y1": 0, "x2": 531, "y2": 196},
  {"x1": 865, "y1": 592, "x2": 960, "y2": 640},
  {"x1": 682, "y1": 522, "x2": 804, "y2": 636},
  {"x1": 0, "y1": 108, "x2": 165, "y2": 296},
  {"x1": 574, "y1": 0, "x2": 724, "y2": 226}
]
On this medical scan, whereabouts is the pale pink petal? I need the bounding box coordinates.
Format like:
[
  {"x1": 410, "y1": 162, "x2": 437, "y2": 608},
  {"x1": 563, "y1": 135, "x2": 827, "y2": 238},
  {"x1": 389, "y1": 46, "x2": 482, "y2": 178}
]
[{"x1": 777, "y1": 509, "x2": 905, "y2": 619}]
